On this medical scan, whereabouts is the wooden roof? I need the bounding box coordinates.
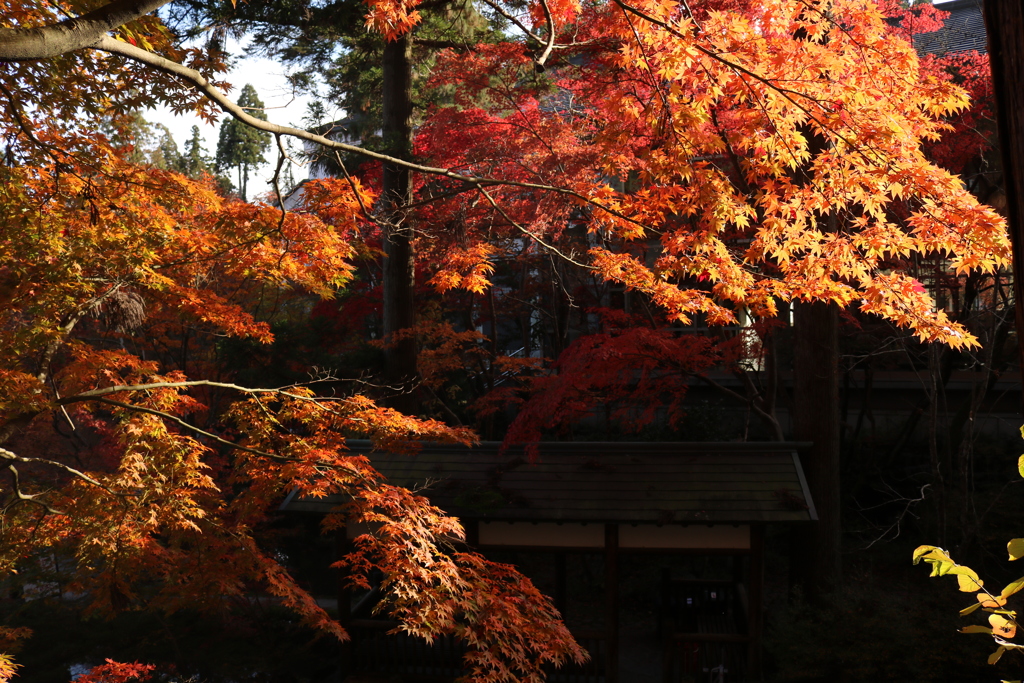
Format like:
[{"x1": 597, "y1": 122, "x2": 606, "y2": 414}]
[
  {"x1": 914, "y1": 0, "x2": 987, "y2": 56},
  {"x1": 282, "y1": 441, "x2": 817, "y2": 524}
]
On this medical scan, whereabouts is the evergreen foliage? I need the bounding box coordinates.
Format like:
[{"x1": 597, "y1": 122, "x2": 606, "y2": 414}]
[
  {"x1": 215, "y1": 84, "x2": 271, "y2": 200},
  {"x1": 178, "y1": 125, "x2": 211, "y2": 177}
]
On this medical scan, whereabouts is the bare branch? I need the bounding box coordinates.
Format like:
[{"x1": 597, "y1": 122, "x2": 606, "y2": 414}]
[
  {"x1": 56, "y1": 378, "x2": 338, "y2": 404},
  {"x1": 697, "y1": 372, "x2": 782, "y2": 439},
  {"x1": 535, "y1": 0, "x2": 556, "y2": 70},
  {"x1": 4, "y1": 464, "x2": 64, "y2": 515},
  {"x1": 0, "y1": 446, "x2": 113, "y2": 492},
  {"x1": 270, "y1": 133, "x2": 289, "y2": 234},
  {"x1": 0, "y1": 0, "x2": 170, "y2": 61},
  {"x1": 476, "y1": 0, "x2": 545, "y2": 45},
  {"x1": 93, "y1": 35, "x2": 646, "y2": 220},
  {"x1": 91, "y1": 397, "x2": 294, "y2": 463},
  {"x1": 476, "y1": 185, "x2": 593, "y2": 270},
  {"x1": 333, "y1": 150, "x2": 384, "y2": 230},
  {"x1": 3, "y1": 34, "x2": 655, "y2": 252}
]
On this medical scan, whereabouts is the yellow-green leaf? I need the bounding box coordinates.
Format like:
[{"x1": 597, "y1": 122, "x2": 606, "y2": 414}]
[
  {"x1": 990, "y1": 646, "x2": 1007, "y2": 665},
  {"x1": 1002, "y1": 577, "x2": 1024, "y2": 600},
  {"x1": 913, "y1": 545, "x2": 940, "y2": 563},
  {"x1": 1018, "y1": 453, "x2": 1024, "y2": 479},
  {"x1": 958, "y1": 571, "x2": 984, "y2": 592},
  {"x1": 961, "y1": 602, "x2": 983, "y2": 616},
  {"x1": 962, "y1": 625, "x2": 994, "y2": 634},
  {"x1": 1008, "y1": 539, "x2": 1024, "y2": 561}
]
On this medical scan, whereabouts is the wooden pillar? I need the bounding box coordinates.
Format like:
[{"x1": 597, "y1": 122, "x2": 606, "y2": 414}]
[
  {"x1": 605, "y1": 523, "x2": 619, "y2": 683},
  {"x1": 747, "y1": 524, "x2": 765, "y2": 681}
]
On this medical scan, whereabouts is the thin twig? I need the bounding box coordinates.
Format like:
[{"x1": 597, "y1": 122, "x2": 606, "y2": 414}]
[
  {"x1": 0, "y1": 447, "x2": 115, "y2": 493},
  {"x1": 91, "y1": 397, "x2": 295, "y2": 463},
  {"x1": 476, "y1": 185, "x2": 593, "y2": 270},
  {"x1": 4, "y1": 464, "x2": 64, "y2": 515}
]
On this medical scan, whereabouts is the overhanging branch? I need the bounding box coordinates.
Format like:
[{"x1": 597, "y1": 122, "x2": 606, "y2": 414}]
[
  {"x1": 90, "y1": 36, "x2": 653, "y2": 237},
  {"x1": 0, "y1": 0, "x2": 170, "y2": 60}
]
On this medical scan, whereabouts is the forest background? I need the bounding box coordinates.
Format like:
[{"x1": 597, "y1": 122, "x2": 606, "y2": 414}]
[{"x1": 1, "y1": 0, "x2": 1022, "y2": 681}]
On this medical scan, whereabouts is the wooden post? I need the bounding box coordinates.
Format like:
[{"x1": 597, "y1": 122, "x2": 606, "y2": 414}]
[
  {"x1": 747, "y1": 524, "x2": 765, "y2": 681},
  {"x1": 605, "y1": 523, "x2": 619, "y2": 683}
]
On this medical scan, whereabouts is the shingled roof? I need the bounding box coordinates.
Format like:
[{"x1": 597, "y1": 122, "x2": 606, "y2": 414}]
[
  {"x1": 282, "y1": 441, "x2": 817, "y2": 524},
  {"x1": 914, "y1": 0, "x2": 987, "y2": 56}
]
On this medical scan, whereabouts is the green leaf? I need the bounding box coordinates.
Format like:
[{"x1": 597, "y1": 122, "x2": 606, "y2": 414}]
[
  {"x1": 1018, "y1": 453, "x2": 1024, "y2": 479},
  {"x1": 961, "y1": 602, "x2": 983, "y2": 616},
  {"x1": 989, "y1": 646, "x2": 1006, "y2": 665},
  {"x1": 961, "y1": 625, "x2": 994, "y2": 634},
  {"x1": 1008, "y1": 539, "x2": 1024, "y2": 561}
]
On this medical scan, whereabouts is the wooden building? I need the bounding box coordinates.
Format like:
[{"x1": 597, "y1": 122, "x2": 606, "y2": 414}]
[{"x1": 282, "y1": 441, "x2": 817, "y2": 683}]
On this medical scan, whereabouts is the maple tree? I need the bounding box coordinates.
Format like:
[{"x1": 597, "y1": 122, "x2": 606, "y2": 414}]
[
  {"x1": 0, "y1": 118, "x2": 581, "y2": 681},
  {"x1": 0, "y1": 0, "x2": 1013, "y2": 678}
]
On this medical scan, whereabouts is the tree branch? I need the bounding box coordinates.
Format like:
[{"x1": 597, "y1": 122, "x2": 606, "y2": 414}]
[
  {"x1": 534, "y1": 0, "x2": 556, "y2": 70},
  {"x1": 2, "y1": 31, "x2": 657, "y2": 248},
  {"x1": 0, "y1": 0, "x2": 170, "y2": 61},
  {"x1": 476, "y1": 184, "x2": 593, "y2": 270},
  {"x1": 3, "y1": 464, "x2": 63, "y2": 515},
  {"x1": 697, "y1": 372, "x2": 783, "y2": 440},
  {"x1": 91, "y1": 397, "x2": 295, "y2": 463},
  {"x1": 0, "y1": 446, "x2": 114, "y2": 493},
  {"x1": 56, "y1": 378, "x2": 331, "y2": 404}
]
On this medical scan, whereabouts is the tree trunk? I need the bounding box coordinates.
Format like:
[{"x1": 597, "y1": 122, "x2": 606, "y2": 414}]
[
  {"x1": 983, "y1": 0, "x2": 1024, "y2": 402},
  {"x1": 381, "y1": 32, "x2": 418, "y2": 413},
  {"x1": 790, "y1": 301, "x2": 841, "y2": 600}
]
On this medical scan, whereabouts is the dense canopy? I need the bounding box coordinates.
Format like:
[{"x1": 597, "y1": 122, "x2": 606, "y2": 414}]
[{"x1": 0, "y1": 0, "x2": 1009, "y2": 679}]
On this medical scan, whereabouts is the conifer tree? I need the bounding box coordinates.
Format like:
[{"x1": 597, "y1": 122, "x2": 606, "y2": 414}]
[
  {"x1": 215, "y1": 84, "x2": 271, "y2": 201},
  {"x1": 179, "y1": 125, "x2": 211, "y2": 177},
  {"x1": 153, "y1": 124, "x2": 181, "y2": 170}
]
